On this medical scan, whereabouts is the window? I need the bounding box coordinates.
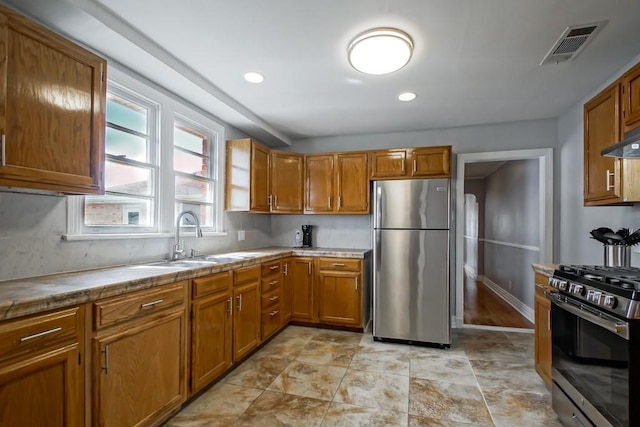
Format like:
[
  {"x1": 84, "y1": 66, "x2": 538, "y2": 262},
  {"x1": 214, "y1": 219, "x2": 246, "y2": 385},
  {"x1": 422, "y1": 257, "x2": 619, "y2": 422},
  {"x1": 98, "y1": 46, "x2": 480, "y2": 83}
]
[
  {"x1": 174, "y1": 118, "x2": 216, "y2": 228},
  {"x1": 65, "y1": 66, "x2": 225, "y2": 240},
  {"x1": 83, "y1": 85, "x2": 159, "y2": 231}
]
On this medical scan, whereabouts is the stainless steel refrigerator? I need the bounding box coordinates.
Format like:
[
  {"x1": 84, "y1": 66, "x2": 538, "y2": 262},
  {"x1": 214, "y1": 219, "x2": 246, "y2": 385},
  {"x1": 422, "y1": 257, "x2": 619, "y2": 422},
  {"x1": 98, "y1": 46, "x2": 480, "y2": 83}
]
[{"x1": 372, "y1": 179, "x2": 451, "y2": 347}]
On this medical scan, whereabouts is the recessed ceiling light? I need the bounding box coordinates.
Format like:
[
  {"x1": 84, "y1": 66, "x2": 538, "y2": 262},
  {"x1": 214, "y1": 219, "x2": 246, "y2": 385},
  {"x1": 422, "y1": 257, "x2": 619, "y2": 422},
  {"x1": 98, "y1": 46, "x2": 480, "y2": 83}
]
[
  {"x1": 243, "y1": 72, "x2": 264, "y2": 83},
  {"x1": 348, "y1": 28, "x2": 413, "y2": 75},
  {"x1": 398, "y1": 92, "x2": 417, "y2": 102}
]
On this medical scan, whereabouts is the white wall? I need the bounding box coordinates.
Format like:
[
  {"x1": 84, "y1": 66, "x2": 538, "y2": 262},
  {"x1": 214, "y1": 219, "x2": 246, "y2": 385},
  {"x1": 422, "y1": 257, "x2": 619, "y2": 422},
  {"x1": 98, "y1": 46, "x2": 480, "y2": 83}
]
[{"x1": 557, "y1": 52, "x2": 640, "y2": 266}]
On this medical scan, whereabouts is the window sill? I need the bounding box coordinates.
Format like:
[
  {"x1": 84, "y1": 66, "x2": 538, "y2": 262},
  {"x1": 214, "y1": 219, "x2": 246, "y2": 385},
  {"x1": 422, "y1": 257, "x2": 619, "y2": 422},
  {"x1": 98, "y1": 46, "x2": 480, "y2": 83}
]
[{"x1": 61, "y1": 231, "x2": 228, "y2": 241}]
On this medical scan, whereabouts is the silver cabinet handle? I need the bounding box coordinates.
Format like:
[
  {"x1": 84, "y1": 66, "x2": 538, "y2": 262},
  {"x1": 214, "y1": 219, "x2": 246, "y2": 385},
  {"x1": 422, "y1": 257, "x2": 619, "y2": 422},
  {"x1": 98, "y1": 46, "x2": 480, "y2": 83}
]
[
  {"x1": 270, "y1": 310, "x2": 279, "y2": 317},
  {"x1": 337, "y1": 196, "x2": 341, "y2": 209},
  {"x1": 274, "y1": 195, "x2": 278, "y2": 207},
  {"x1": 236, "y1": 294, "x2": 242, "y2": 311},
  {"x1": 141, "y1": 299, "x2": 164, "y2": 308},
  {"x1": 333, "y1": 263, "x2": 345, "y2": 267},
  {"x1": 20, "y1": 327, "x2": 62, "y2": 342},
  {"x1": 308, "y1": 262, "x2": 312, "y2": 275},
  {"x1": 102, "y1": 345, "x2": 110, "y2": 374},
  {"x1": 270, "y1": 296, "x2": 279, "y2": 302},
  {"x1": 270, "y1": 265, "x2": 278, "y2": 270},
  {"x1": 413, "y1": 159, "x2": 417, "y2": 173},
  {"x1": 227, "y1": 298, "x2": 232, "y2": 315},
  {"x1": 1, "y1": 134, "x2": 5, "y2": 167},
  {"x1": 268, "y1": 195, "x2": 272, "y2": 206},
  {"x1": 270, "y1": 280, "x2": 278, "y2": 286},
  {"x1": 283, "y1": 263, "x2": 288, "y2": 276},
  {"x1": 401, "y1": 158, "x2": 405, "y2": 173},
  {"x1": 327, "y1": 196, "x2": 331, "y2": 208},
  {"x1": 355, "y1": 276, "x2": 359, "y2": 291},
  {"x1": 606, "y1": 169, "x2": 615, "y2": 191}
]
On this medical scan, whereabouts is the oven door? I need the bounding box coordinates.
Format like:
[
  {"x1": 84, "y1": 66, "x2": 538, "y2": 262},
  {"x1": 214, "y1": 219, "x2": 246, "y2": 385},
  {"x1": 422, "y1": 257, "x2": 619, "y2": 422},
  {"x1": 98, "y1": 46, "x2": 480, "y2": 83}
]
[{"x1": 549, "y1": 292, "x2": 630, "y2": 427}]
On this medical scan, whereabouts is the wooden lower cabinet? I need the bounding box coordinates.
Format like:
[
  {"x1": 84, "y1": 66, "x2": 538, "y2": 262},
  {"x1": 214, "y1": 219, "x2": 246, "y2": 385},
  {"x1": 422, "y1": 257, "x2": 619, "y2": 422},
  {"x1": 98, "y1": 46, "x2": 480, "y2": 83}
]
[
  {"x1": 190, "y1": 287, "x2": 232, "y2": 394},
  {"x1": 0, "y1": 306, "x2": 84, "y2": 427},
  {"x1": 290, "y1": 257, "x2": 317, "y2": 322},
  {"x1": 318, "y1": 258, "x2": 363, "y2": 327},
  {"x1": 92, "y1": 283, "x2": 188, "y2": 427},
  {"x1": 534, "y1": 273, "x2": 552, "y2": 386},
  {"x1": 281, "y1": 258, "x2": 293, "y2": 323},
  {"x1": 233, "y1": 266, "x2": 261, "y2": 361}
]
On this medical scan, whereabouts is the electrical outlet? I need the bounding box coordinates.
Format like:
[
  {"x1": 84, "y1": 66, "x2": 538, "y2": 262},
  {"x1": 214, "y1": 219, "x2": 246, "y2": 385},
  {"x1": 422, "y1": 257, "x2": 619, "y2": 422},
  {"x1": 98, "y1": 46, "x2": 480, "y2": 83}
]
[{"x1": 237, "y1": 230, "x2": 245, "y2": 241}]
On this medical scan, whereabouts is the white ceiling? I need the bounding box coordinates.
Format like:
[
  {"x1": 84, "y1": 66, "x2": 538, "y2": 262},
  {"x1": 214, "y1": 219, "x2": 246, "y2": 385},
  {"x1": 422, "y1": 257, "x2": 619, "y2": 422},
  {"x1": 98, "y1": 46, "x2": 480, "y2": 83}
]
[{"x1": 4, "y1": 0, "x2": 640, "y2": 147}]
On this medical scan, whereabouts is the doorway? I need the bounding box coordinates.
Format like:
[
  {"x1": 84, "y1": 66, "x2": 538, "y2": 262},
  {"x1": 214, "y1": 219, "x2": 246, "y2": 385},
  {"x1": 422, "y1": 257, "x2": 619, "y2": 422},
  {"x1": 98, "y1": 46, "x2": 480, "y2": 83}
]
[{"x1": 454, "y1": 149, "x2": 553, "y2": 330}]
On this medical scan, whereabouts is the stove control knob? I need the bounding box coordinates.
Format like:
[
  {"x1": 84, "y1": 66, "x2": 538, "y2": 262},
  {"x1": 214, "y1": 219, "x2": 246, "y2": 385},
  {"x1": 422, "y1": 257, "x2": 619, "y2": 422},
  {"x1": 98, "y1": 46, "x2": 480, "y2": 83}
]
[
  {"x1": 558, "y1": 280, "x2": 568, "y2": 291},
  {"x1": 572, "y1": 284, "x2": 585, "y2": 296},
  {"x1": 591, "y1": 292, "x2": 602, "y2": 304},
  {"x1": 602, "y1": 295, "x2": 617, "y2": 309}
]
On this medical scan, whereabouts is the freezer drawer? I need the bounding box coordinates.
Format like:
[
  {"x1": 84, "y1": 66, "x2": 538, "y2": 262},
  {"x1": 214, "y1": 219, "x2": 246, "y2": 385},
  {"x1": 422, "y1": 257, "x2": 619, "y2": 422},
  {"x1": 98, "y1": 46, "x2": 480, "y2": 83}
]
[{"x1": 373, "y1": 229, "x2": 450, "y2": 345}]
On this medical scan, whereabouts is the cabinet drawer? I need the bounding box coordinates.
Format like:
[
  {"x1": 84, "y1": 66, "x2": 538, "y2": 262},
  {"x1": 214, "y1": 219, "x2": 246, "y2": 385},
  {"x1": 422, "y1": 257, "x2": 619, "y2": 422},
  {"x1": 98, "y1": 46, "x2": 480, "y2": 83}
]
[
  {"x1": 234, "y1": 265, "x2": 260, "y2": 285},
  {"x1": 262, "y1": 306, "x2": 282, "y2": 339},
  {"x1": 318, "y1": 258, "x2": 361, "y2": 271},
  {"x1": 261, "y1": 277, "x2": 281, "y2": 294},
  {"x1": 261, "y1": 260, "x2": 281, "y2": 277},
  {"x1": 94, "y1": 282, "x2": 186, "y2": 329},
  {"x1": 193, "y1": 271, "x2": 231, "y2": 299},
  {"x1": 261, "y1": 288, "x2": 281, "y2": 309},
  {"x1": 0, "y1": 306, "x2": 80, "y2": 362}
]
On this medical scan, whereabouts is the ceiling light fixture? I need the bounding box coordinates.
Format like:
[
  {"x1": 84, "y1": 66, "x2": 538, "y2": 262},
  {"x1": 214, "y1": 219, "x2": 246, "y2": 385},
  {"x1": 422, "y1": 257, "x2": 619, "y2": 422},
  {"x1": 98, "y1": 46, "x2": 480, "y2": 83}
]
[
  {"x1": 243, "y1": 72, "x2": 264, "y2": 83},
  {"x1": 348, "y1": 28, "x2": 413, "y2": 75},
  {"x1": 398, "y1": 92, "x2": 417, "y2": 102}
]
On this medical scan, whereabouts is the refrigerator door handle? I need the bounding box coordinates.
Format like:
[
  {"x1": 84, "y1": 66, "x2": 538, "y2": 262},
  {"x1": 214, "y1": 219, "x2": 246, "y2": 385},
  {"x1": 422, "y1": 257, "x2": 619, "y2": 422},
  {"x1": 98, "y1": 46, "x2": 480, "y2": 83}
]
[
  {"x1": 374, "y1": 230, "x2": 381, "y2": 273},
  {"x1": 375, "y1": 185, "x2": 383, "y2": 229}
]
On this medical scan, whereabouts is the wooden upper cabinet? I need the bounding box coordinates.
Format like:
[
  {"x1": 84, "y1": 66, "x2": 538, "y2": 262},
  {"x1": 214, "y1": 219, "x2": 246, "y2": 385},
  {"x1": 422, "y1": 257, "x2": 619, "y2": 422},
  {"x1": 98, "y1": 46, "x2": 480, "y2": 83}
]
[
  {"x1": 408, "y1": 146, "x2": 451, "y2": 177},
  {"x1": 0, "y1": 5, "x2": 106, "y2": 194},
  {"x1": 271, "y1": 150, "x2": 303, "y2": 213},
  {"x1": 305, "y1": 152, "x2": 369, "y2": 214},
  {"x1": 336, "y1": 152, "x2": 369, "y2": 213},
  {"x1": 622, "y1": 61, "x2": 640, "y2": 132},
  {"x1": 583, "y1": 81, "x2": 640, "y2": 205},
  {"x1": 370, "y1": 146, "x2": 451, "y2": 180},
  {"x1": 305, "y1": 154, "x2": 334, "y2": 213},
  {"x1": 370, "y1": 150, "x2": 407, "y2": 178},
  {"x1": 226, "y1": 138, "x2": 271, "y2": 212}
]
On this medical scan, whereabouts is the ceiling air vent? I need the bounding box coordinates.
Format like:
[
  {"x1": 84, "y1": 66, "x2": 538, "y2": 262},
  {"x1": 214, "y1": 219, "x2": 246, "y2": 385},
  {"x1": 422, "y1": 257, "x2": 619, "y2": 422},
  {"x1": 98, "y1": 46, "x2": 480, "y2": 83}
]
[{"x1": 540, "y1": 22, "x2": 606, "y2": 65}]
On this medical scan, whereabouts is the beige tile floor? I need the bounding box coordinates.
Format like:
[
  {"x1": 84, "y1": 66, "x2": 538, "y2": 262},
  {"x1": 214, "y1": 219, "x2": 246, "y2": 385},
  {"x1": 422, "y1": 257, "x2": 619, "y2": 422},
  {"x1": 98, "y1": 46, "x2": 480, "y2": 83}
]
[{"x1": 166, "y1": 326, "x2": 561, "y2": 427}]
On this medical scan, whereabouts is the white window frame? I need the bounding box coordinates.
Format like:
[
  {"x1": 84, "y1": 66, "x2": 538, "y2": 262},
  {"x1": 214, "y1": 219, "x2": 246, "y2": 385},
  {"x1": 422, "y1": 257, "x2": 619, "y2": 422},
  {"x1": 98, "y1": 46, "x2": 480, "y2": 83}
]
[{"x1": 64, "y1": 66, "x2": 226, "y2": 241}]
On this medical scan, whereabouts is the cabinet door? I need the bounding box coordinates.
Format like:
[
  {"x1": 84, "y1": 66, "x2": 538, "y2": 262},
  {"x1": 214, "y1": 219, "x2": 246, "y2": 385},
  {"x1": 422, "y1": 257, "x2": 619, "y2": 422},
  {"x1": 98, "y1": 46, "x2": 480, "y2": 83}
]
[
  {"x1": 318, "y1": 270, "x2": 361, "y2": 327},
  {"x1": 622, "y1": 61, "x2": 640, "y2": 131},
  {"x1": 369, "y1": 150, "x2": 407, "y2": 178},
  {"x1": 0, "y1": 8, "x2": 106, "y2": 194},
  {"x1": 281, "y1": 258, "x2": 293, "y2": 323},
  {"x1": 0, "y1": 343, "x2": 83, "y2": 427},
  {"x1": 336, "y1": 152, "x2": 369, "y2": 214},
  {"x1": 305, "y1": 154, "x2": 334, "y2": 213},
  {"x1": 191, "y1": 291, "x2": 232, "y2": 394},
  {"x1": 534, "y1": 285, "x2": 552, "y2": 386},
  {"x1": 233, "y1": 282, "x2": 260, "y2": 361},
  {"x1": 584, "y1": 83, "x2": 623, "y2": 204},
  {"x1": 409, "y1": 146, "x2": 451, "y2": 177},
  {"x1": 272, "y1": 151, "x2": 303, "y2": 213},
  {"x1": 250, "y1": 142, "x2": 271, "y2": 212},
  {"x1": 94, "y1": 311, "x2": 186, "y2": 427},
  {"x1": 290, "y1": 258, "x2": 317, "y2": 322}
]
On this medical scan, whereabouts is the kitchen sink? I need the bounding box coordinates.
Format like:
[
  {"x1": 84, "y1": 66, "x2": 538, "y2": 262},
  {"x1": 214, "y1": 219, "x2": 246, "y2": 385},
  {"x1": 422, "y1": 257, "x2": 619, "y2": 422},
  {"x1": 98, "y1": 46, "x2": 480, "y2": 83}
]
[{"x1": 144, "y1": 259, "x2": 221, "y2": 268}]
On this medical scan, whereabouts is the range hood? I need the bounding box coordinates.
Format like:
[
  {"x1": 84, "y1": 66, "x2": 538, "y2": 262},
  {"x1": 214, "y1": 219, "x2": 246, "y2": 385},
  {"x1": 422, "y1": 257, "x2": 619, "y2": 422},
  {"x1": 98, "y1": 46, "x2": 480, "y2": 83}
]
[{"x1": 601, "y1": 127, "x2": 640, "y2": 158}]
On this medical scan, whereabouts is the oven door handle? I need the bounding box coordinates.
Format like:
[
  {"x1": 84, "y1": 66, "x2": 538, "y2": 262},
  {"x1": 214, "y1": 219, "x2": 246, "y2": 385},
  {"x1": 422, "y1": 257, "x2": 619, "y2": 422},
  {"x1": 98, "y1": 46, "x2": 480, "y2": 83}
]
[{"x1": 548, "y1": 293, "x2": 630, "y2": 340}]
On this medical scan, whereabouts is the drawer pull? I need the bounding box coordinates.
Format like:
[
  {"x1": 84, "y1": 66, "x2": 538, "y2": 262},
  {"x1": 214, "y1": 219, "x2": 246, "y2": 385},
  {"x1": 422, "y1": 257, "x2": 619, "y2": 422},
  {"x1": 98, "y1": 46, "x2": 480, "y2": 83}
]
[
  {"x1": 20, "y1": 327, "x2": 62, "y2": 342},
  {"x1": 237, "y1": 294, "x2": 242, "y2": 311},
  {"x1": 227, "y1": 298, "x2": 232, "y2": 316},
  {"x1": 355, "y1": 277, "x2": 359, "y2": 291},
  {"x1": 283, "y1": 263, "x2": 288, "y2": 276},
  {"x1": 270, "y1": 310, "x2": 279, "y2": 317},
  {"x1": 102, "y1": 345, "x2": 110, "y2": 374},
  {"x1": 269, "y1": 296, "x2": 279, "y2": 302},
  {"x1": 269, "y1": 265, "x2": 279, "y2": 270},
  {"x1": 140, "y1": 299, "x2": 164, "y2": 309},
  {"x1": 270, "y1": 280, "x2": 278, "y2": 286},
  {"x1": 333, "y1": 263, "x2": 345, "y2": 267}
]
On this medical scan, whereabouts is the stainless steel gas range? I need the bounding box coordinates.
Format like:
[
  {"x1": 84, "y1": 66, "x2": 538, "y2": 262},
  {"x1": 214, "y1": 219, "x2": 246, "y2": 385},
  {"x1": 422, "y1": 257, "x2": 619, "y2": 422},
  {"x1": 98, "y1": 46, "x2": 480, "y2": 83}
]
[{"x1": 549, "y1": 265, "x2": 640, "y2": 427}]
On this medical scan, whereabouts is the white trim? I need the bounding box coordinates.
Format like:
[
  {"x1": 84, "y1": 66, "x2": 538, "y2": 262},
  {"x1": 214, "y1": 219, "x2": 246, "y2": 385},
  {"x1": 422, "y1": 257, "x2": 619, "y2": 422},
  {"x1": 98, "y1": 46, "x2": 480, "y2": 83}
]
[
  {"x1": 455, "y1": 148, "x2": 553, "y2": 328},
  {"x1": 462, "y1": 324, "x2": 534, "y2": 333},
  {"x1": 480, "y1": 238, "x2": 540, "y2": 252},
  {"x1": 481, "y1": 276, "x2": 535, "y2": 323},
  {"x1": 62, "y1": 231, "x2": 227, "y2": 241}
]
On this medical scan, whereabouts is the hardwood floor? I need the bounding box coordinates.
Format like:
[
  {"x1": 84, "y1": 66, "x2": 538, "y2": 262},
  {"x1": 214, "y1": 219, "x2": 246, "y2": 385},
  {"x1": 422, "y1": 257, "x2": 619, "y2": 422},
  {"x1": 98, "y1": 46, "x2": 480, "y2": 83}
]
[{"x1": 464, "y1": 276, "x2": 534, "y2": 329}]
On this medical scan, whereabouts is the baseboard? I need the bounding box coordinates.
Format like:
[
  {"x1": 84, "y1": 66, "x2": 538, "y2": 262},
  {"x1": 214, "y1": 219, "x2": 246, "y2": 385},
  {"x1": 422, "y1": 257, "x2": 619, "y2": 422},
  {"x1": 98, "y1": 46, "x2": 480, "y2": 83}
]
[
  {"x1": 462, "y1": 323, "x2": 533, "y2": 333},
  {"x1": 481, "y1": 277, "x2": 535, "y2": 323}
]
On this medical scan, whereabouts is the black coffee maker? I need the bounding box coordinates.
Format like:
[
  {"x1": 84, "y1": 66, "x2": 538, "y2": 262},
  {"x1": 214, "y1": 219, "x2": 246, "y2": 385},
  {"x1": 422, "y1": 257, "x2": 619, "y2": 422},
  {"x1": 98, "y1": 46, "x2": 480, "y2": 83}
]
[{"x1": 301, "y1": 225, "x2": 313, "y2": 248}]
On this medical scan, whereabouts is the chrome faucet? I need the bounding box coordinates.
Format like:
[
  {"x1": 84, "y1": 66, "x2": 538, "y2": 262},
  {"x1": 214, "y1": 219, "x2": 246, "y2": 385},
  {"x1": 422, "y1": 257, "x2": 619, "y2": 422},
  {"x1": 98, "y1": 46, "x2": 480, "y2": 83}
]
[{"x1": 173, "y1": 210, "x2": 203, "y2": 260}]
